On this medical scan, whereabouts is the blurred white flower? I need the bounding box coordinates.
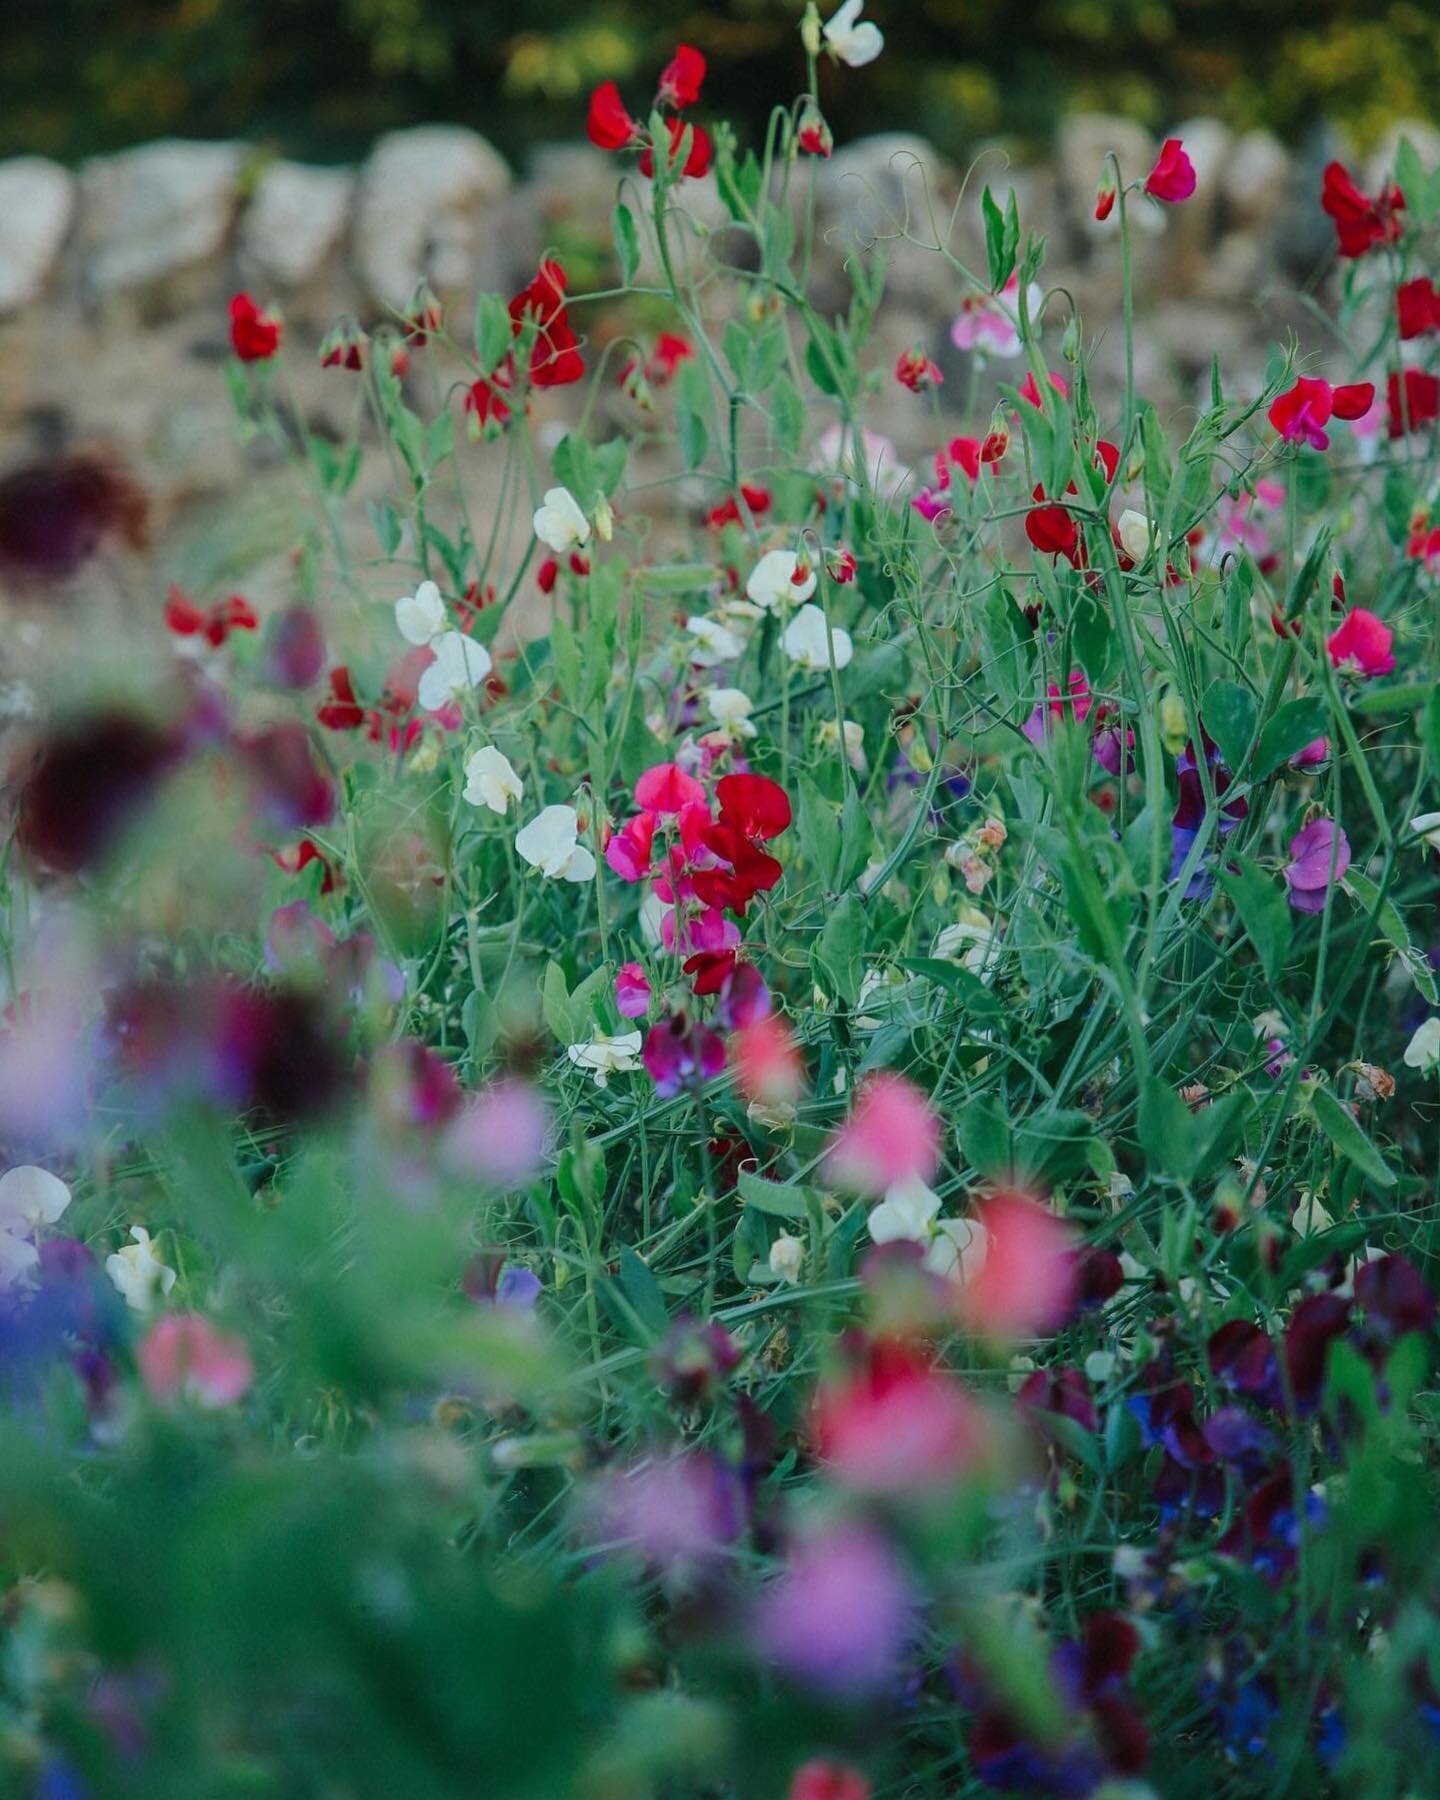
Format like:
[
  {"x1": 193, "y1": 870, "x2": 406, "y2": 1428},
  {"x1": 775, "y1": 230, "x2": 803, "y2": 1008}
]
[
  {"x1": 822, "y1": 0, "x2": 884, "y2": 67},
  {"x1": 533, "y1": 486, "x2": 590, "y2": 553},
  {"x1": 685, "y1": 615, "x2": 746, "y2": 668},
  {"x1": 705, "y1": 687, "x2": 757, "y2": 739},
  {"x1": 783, "y1": 603, "x2": 853, "y2": 670},
  {"x1": 746, "y1": 549, "x2": 816, "y2": 610},
  {"x1": 769, "y1": 1232, "x2": 805, "y2": 1284},
  {"x1": 417, "y1": 632, "x2": 492, "y2": 711},
  {"x1": 818, "y1": 717, "x2": 866, "y2": 771},
  {"x1": 0, "y1": 1165, "x2": 72, "y2": 1289},
  {"x1": 106, "y1": 1226, "x2": 176, "y2": 1314},
  {"x1": 463, "y1": 745, "x2": 524, "y2": 815},
  {"x1": 395, "y1": 579, "x2": 447, "y2": 646},
  {"x1": 515, "y1": 804, "x2": 596, "y2": 882},
  {"x1": 566, "y1": 1031, "x2": 643, "y2": 1087},
  {"x1": 1404, "y1": 1016, "x2": 1440, "y2": 1074}
]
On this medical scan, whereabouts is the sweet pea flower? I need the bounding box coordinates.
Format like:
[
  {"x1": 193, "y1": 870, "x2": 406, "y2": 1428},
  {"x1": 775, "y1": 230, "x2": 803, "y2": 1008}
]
[
  {"x1": 685, "y1": 614, "x2": 746, "y2": 667},
  {"x1": 566, "y1": 1030, "x2": 644, "y2": 1087},
  {"x1": 704, "y1": 687, "x2": 757, "y2": 739},
  {"x1": 1116, "y1": 509, "x2": 1155, "y2": 563},
  {"x1": 821, "y1": 0, "x2": 884, "y2": 68},
  {"x1": 105, "y1": 1226, "x2": 176, "y2": 1314},
  {"x1": 532, "y1": 486, "x2": 591, "y2": 553},
  {"x1": 1284, "y1": 816, "x2": 1350, "y2": 913},
  {"x1": 814, "y1": 1340, "x2": 985, "y2": 1494},
  {"x1": 950, "y1": 274, "x2": 1042, "y2": 359},
  {"x1": 1268, "y1": 377, "x2": 1375, "y2": 452},
  {"x1": 615, "y1": 962, "x2": 652, "y2": 1018},
  {"x1": 868, "y1": 1173, "x2": 986, "y2": 1280},
  {"x1": 463, "y1": 744, "x2": 524, "y2": 815},
  {"x1": 1409, "y1": 812, "x2": 1440, "y2": 850},
  {"x1": 0, "y1": 1165, "x2": 72, "y2": 1288},
  {"x1": 443, "y1": 1079, "x2": 551, "y2": 1188},
  {"x1": 1143, "y1": 137, "x2": 1197, "y2": 203},
  {"x1": 789, "y1": 1762, "x2": 870, "y2": 1800},
  {"x1": 754, "y1": 1521, "x2": 911, "y2": 1695},
  {"x1": 634, "y1": 762, "x2": 706, "y2": 813},
  {"x1": 395, "y1": 579, "x2": 447, "y2": 646},
  {"x1": 747, "y1": 549, "x2": 816, "y2": 609},
  {"x1": 1404, "y1": 1017, "x2": 1440, "y2": 1074},
  {"x1": 783, "y1": 603, "x2": 853, "y2": 670},
  {"x1": 1326, "y1": 607, "x2": 1394, "y2": 677},
  {"x1": 827, "y1": 1072, "x2": 941, "y2": 1193},
  {"x1": 417, "y1": 631, "x2": 492, "y2": 711},
  {"x1": 137, "y1": 1313, "x2": 253, "y2": 1408},
  {"x1": 515, "y1": 804, "x2": 596, "y2": 881},
  {"x1": 1321, "y1": 160, "x2": 1404, "y2": 258},
  {"x1": 954, "y1": 1192, "x2": 1076, "y2": 1340},
  {"x1": 229, "y1": 292, "x2": 282, "y2": 361}
]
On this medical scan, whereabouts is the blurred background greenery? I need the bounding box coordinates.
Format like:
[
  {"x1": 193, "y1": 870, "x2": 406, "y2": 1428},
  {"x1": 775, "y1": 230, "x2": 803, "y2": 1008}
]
[{"x1": 6, "y1": 0, "x2": 1439, "y2": 166}]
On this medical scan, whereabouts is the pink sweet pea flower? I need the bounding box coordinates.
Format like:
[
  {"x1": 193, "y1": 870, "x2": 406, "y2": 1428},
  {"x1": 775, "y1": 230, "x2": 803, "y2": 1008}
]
[
  {"x1": 137, "y1": 1314, "x2": 253, "y2": 1408},
  {"x1": 605, "y1": 812, "x2": 657, "y2": 882},
  {"x1": 825, "y1": 1073, "x2": 941, "y2": 1194},
  {"x1": 1284, "y1": 816, "x2": 1350, "y2": 913},
  {"x1": 635, "y1": 762, "x2": 707, "y2": 814},
  {"x1": 754, "y1": 1521, "x2": 912, "y2": 1696},
  {"x1": 1144, "y1": 138, "x2": 1196, "y2": 203},
  {"x1": 732, "y1": 1015, "x2": 804, "y2": 1105},
  {"x1": 443, "y1": 1079, "x2": 551, "y2": 1188},
  {"x1": 790, "y1": 1762, "x2": 871, "y2": 1800},
  {"x1": 1326, "y1": 606, "x2": 1394, "y2": 677},
  {"x1": 954, "y1": 1192, "x2": 1076, "y2": 1340},
  {"x1": 813, "y1": 1340, "x2": 985, "y2": 1495},
  {"x1": 615, "y1": 962, "x2": 652, "y2": 1018}
]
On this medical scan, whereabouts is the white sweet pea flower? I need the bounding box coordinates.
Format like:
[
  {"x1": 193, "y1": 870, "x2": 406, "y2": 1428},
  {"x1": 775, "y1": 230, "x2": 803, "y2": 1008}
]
[
  {"x1": 533, "y1": 486, "x2": 591, "y2": 554},
  {"x1": 463, "y1": 744, "x2": 524, "y2": 815},
  {"x1": 1409, "y1": 812, "x2": 1440, "y2": 851},
  {"x1": 106, "y1": 1226, "x2": 176, "y2": 1314},
  {"x1": 417, "y1": 632, "x2": 492, "y2": 711},
  {"x1": 1292, "y1": 1193, "x2": 1335, "y2": 1238},
  {"x1": 515, "y1": 804, "x2": 596, "y2": 882},
  {"x1": 1116, "y1": 509, "x2": 1156, "y2": 564},
  {"x1": 822, "y1": 0, "x2": 884, "y2": 67},
  {"x1": 685, "y1": 615, "x2": 746, "y2": 668},
  {"x1": 746, "y1": 549, "x2": 816, "y2": 610},
  {"x1": 1404, "y1": 1016, "x2": 1440, "y2": 1074},
  {"x1": 0, "y1": 1165, "x2": 72, "y2": 1289},
  {"x1": 815, "y1": 424, "x2": 911, "y2": 499},
  {"x1": 769, "y1": 1232, "x2": 805, "y2": 1284},
  {"x1": 935, "y1": 906, "x2": 998, "y2": 974},
  {"x1": 926, "y1": 1213, "x2": 989, "y2": 1282},
  {"x1": 783, "y1": 603, "x2": 853, "y2": 670},
  {"x1": 566, "y1": 1030, "x2": 643, "y2": 1087},
  {"x1": 395, "y1": 578, "x2": 447, "y2": 646},
  {"x1": 868, "y1": 1175, "x2": 986, "y2": 1279},
  {"x1": 705, "y1": 687, "x2": 757, "y2": 739},
  {"x1": 818, "y1": 717, "x2": 866, "y2": 771}
]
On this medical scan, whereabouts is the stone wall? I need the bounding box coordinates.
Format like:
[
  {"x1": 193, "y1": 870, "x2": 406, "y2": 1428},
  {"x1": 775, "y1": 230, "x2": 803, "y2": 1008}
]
[{"x1": 1, "y1": 114, "x2": 1435, "y2": 593}]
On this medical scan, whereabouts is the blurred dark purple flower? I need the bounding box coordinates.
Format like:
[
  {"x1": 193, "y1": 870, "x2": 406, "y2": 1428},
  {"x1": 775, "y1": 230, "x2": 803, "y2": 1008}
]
[
  {"x1": 651, "y1": 1314, "x2": 739, "y2": 1406},
  {"x1": 242, "y1": 722, "x2": 335, "y2": 831},
  {"x1": 264, "y1": 607, "x2": 327, "y2": 689},
  {"x1": 0, "y1": 452, "x2": 149, "y2": 584},
  {"x1": 16, "y1": 712, "x2": 179, "y2": 874},
  {"x1": 1354, "y1": 1254, "x2": 1435, "y2": 1339},
  {"x1": 643, "y1": 1011, "x2": 725, "y2": 1097}
]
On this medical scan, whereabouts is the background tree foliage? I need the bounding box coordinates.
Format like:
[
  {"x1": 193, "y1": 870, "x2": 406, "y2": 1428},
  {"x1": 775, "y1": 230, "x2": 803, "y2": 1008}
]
[{"x1": 7, "y1": 0, "x2": 1439, "y2": 165}]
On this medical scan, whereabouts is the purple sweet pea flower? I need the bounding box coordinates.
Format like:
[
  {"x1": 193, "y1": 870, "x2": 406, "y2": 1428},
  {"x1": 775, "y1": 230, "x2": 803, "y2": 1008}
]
[
  {"x1": 754, "y1": 1521, "x2": 912, "y2": 1696},
  {"x1": 1284, "y1": 817, "x2": 1350, "y2": 913}
]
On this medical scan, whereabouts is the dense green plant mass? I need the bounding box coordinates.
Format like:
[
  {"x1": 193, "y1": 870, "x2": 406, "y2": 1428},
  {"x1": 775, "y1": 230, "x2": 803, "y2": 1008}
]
[
  {"x1": 3, "y1": 20, "x2": 1440, "y2": 1800},
  {"x1": 8, "y1": 0, "x2": 1440, "y2": 162}
]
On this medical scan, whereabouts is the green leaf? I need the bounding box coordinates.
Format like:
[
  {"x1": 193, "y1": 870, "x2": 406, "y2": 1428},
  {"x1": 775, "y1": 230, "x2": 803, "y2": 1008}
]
[
  {"x1": 551, "y1": 434, "x2": 597, "y2": 503},
  {"x1": 737, "y1": 1172, "x2": 809, "y2": 1220},
  {"x1": 898, "y1": 958, "x2": 1002, "y2": 1017},
  {"x1": 612, "y1": 201, "x2": 640, "y2": 285},
  {"x1": 366, "y1": 498, "x2": 403, "y2": 557},
  {"x1": 1137, "y1": 1077, "x2": 1196, "y2": 1180},
  {"x1": 675, "y1": 358, "x2": 709, "y2": 469},
  {"x1": 1251, "y1": 695, "x2": 1329, "y2": 781},
  {"x1": 1342, "y1": 869, "x2": 1439, "y2": 1004},
  {"x1": 981, "y1": 186, "x2": 1018, "y2": 291},
  {"x1": 1201, "y1": 678, "x2": 1257, "y2": 774},
  {"x1": 771, "y1": 375, "x2": 805, "y2": 459},
  {"x1": 1312, "y1": 1085, "x2": 1395, "y2": 1188},
  {"x1": 473, "y1": 291, "x2": 512, "y2": 373},
  {"x1": 958, "y1": 1093, "x2": 1012, "y2": 1177},
  {"x1": 795, "y1": 772, "x2": 841, "y2": 890},
  {"x1": 813, "y1": 892, "x2": 865, "y2": 1006},
  {"x1": 1219, "y1": 856, "x2": 1292, "y2": 984},
  {"x1": 616, "y1": 1246, "x2": 669, "y2": 1336},
  {"x1": 541, "y1": 962, "x2": 574, "y2": 1043}
]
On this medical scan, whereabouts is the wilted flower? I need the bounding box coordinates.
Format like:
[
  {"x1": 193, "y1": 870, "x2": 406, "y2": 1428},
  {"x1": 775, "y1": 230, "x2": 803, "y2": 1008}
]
[{"x1": 769, "y1": 1233, "x2": 805, "y2": 1284}]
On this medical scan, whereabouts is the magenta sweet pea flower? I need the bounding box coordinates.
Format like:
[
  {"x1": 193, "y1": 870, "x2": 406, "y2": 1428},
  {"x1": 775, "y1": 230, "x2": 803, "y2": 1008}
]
[
  {"x1": 1325, "y1": 607, "x2": 1394, "y2": 677},
  {"x1": 825, "y1": 1072, "x2": 941, "y2": 1194},
  {"x1": 1144, "y1": 137, "x2": 1196, "y2": 203},
  {"x1": 635, "y1": 762, "x2": 706, "y2": 813},
  {"x1": 615, "y1": 962, "x2": 652, "y2": 1018},
  {"x1": 1284, "y1": 816, "x2": 1350, "y2": 912}
]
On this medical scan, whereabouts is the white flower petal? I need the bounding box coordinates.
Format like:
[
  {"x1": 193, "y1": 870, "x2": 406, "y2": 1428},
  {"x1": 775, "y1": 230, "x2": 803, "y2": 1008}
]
[
  {"x1": 533, "y1": 486, "x2": 591, "y2": 553},
  {"x1": 0, "y1": 1164, "x2": 72, "y2": 1230},
  {"x1": 782, "y1": 603, "x2": 853, "y2": 671},
  {"x1": 395, "y1": 579, "x2": 447, "y2": 646},
  {"x1": 463, "y1": 745, "x2": 524, "y2": 815}
]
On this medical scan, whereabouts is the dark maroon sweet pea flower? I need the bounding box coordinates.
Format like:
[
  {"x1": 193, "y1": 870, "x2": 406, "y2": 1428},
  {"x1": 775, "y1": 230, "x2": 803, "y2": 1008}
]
[
  {"x1": 1208, "y1": 1319, "x2": 1278, "y2": 1403},
  {"x1": 241, "y1": 722, "x2": 335, "y2": 831},
  {"x1": 1018, "y1": 1365, "x2": 1098, "y2": 1435},
  {"x1": 0, "y1": 452, "x2": 149, "y2": 584},
  {"x1": 16, "y1": 711, "x2": 180, "y2": 874},
  {"x1": 1283, "y1": 1292, "x2": 1351, "y2": 1411},
  {"x1": 643, "y1": 1011, "x2": 725, "y2": 1097},
  {"x1": 1203, "y1": 1405, "x2": 1277, "y2": 1468},
  {"x1": 715, "y1": 960, "x2": 770, "y2": 1029},
  {"x1": 1354, "y1": 1254, "x2": 1436, "y2": 1339},
  {"x1": 1067, "y1": 1245, "x2": 1124, "y2": 1312},
  {"x1": 651, "y1": 1313, "x2": 739, "y2": 1406}
]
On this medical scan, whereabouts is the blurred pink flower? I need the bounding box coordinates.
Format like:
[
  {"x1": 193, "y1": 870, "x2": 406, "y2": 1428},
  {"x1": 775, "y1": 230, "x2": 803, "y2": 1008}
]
[
  {"x1": 754, "y1": 1521, "x2": 912, "y2": 1695},
  {"x1": 137, "y1": 1314, "x2": 253, "y2": 1408},
  {"x1": 442, "y1": 1079, "x2": 551, "y2": 1187},
  {"x1": 955, "y1": 1191, "x2": 1076, "y2": 1340},
  {"x1": 825, "y1": 1073, "x2": 941, "y2": 1193},
  {"x1": 813, "y1": 1340, "x2": 985, "y2": 1494}
]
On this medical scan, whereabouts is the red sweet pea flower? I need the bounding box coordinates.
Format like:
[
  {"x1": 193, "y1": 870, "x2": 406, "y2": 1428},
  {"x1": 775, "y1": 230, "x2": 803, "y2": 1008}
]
[
  {"x1": 797, "y1": 110, "x2": 834, "y2": 158},
  {"x1": 1320, "y1": 160, "x2": 1404, "y2": 258},
  {"x1": 1387, "y1": 367, "x2": 1440, "y2": 438},
  {"x1": 658, "y1": 43, "x2": 706, "y2": 110},
  {"x1": 1094, "y1": 173, "x2": 1116, "y2": 221},
  {"x1": 229, "y1": 292, "x2": 282, "y2": 362},
  {"x1": 316, "y1": 666, "x2": 367, "y2": 732},
  {"x1": 1026, "y1": 502, "x2": 1080, "y2": 562},
  {"x1": 508, "y1": 261, "x2": 584, "y2": 388},
  {"x1": 639, "y1": 117, "x2": 714, "y2": 180},
  {"x1": 586, "y1": 81, "x2": 642, "y2": 151},
  {"x1": 895, "y1": 347, "x2": 942, "y2": 393},
  {"x1": 1018, "y1": 369, "x2": 1068, "y2": 409},
  {"x1": 1326, "y1": 606, "x2": 1394, "y2": 678},
  {"x1": 273, "y1": 837, "x2": 340, "y2": 894},
  {"x1": 705, "y1": 483, "x2": 770, "y2": 528},
  {"x1": 1267, "y1": 376, "x2": 1375, "y2": 451},
  {"x1": 1397, "y1": 277, "x2": 1440, "y2": 340},
  {"x1": 683, "y1": 948, "x2": 737, "y2": 995},
  {"x1": 715, "y1": 772, "x2": 792, "y2": 840},
  {"x1": 464, "y1": 363, "x2": 514, "y2": 438},
  {"x1": 164, "y1": 585, "x2": 259, "y2": 648},
  {"x1": 1144, "y1": 137, "x2": 1196, "y2": 203}
]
